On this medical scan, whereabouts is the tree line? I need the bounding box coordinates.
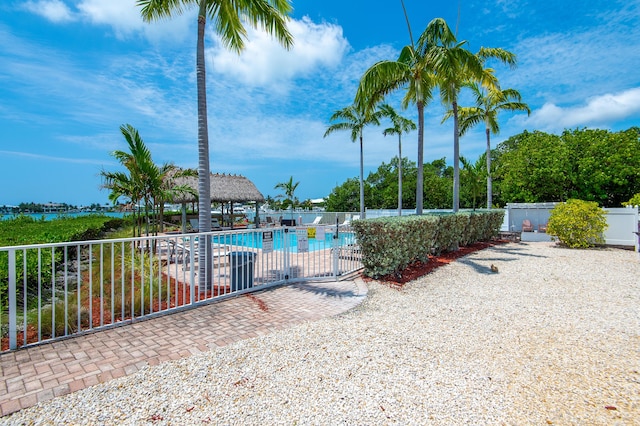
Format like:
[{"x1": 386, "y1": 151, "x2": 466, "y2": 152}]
[
  {"x1": 325, "y1": 15, "x2": 530, "y2": 218},
  {"x1": 325, "y1": 127, "x2": 640, "y2": 211}
]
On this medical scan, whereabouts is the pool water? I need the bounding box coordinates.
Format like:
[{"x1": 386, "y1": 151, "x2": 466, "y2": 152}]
[{"x1": 212, "y1": 229, "x2": 356, "y2": 252}]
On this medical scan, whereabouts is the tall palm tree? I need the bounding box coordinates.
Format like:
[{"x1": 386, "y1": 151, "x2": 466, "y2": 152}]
[
  {"x1": 355, "y1": 40, "x2": 436, "y2": 215},
  {"x1": 445, "y1": 83, "x2": 530, "y2": 208},
  {"x1": 138, "y1": 0, "x2": 293, "y2": 288},
  {"x1": 274, "y1": 176, "x2": 299, "y2": 220},
  {"x1": 421, "y1": 17, "x2": 516, "y2": 212},
  {"x1": 379, "y1": 104, "x2": 416, "y2": 215},
  {"x1": 324, "y1": 104, "x2": 383, "y2": 219}
]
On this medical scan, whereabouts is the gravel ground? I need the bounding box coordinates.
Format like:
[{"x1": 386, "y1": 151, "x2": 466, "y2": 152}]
[{"x1": 4, "y1": 242, "x2": 639, "y2": 425}]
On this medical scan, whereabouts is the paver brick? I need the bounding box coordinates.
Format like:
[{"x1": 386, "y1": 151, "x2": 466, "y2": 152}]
[{"x1": 0, "y1": 279, "x2": 366, "y2": 417}]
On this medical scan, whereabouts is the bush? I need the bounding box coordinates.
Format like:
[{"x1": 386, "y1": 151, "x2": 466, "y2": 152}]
[
  {"x1": 352, "y1": 211, "x2": 504, "y2": 278},
  {"x1": 622, "y1": 193, "x2": 640, "y2": 207},
  {"x1": 547, "y1": 199, "x2": 608, "y2": 248}
]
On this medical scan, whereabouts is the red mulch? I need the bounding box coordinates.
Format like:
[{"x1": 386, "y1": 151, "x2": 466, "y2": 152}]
[{"x1": 364, "y1": 240, "x2": 507, "y2": 288}]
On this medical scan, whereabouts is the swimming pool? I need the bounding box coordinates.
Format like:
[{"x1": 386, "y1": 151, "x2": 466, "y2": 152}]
[{"x1": 212, "y1": 229, "x2": 356, "y2": 252}]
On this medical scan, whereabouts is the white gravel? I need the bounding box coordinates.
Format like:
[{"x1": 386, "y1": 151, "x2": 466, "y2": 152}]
[{"x1": 4, "y1": 242, "x2": 640, "y2": 425}]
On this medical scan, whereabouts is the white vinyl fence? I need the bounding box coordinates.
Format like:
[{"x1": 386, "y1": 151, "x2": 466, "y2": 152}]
[{"x1": 503, "y1": 203, "x2": 639, "y2": 250}]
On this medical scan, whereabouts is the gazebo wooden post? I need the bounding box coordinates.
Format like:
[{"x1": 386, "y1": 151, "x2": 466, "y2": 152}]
[
  {"x1": 181, "y1": 202, "x2": 187, "y2": 234},
  {"x1": 254, "y1": 202, "x2": 260, "y2": 228}
]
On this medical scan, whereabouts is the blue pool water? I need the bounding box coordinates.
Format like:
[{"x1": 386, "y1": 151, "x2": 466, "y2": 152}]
[{"x1": 212, "y1": 229, "x2": 355, "y2": 252}]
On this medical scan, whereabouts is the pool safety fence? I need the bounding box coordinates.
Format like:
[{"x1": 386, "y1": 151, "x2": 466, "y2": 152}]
[{"x1": 1, "y1": 225, "x2": 361, "y2": 351}]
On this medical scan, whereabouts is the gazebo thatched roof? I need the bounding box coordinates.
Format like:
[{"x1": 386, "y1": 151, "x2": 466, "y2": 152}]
[{"x1": 167, "y1": 170, "x2": 264, "y2": 204}]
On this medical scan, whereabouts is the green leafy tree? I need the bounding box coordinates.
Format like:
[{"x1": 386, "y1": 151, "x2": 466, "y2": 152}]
[
  {"x1": 274, "y1": 176, "x2": 299, "y2": 219},
  {"x1": 564, "y1": 127, "x2": 640, "y2": 206},
  {"x1": 445, "y1": 83, "x2": 529, "y2": 208},
  {"x1": 325, "y1": 178, "x2": 361, "y2": 212},
  {"x1": 138, "y1": 0, "x2": 293, "y2": 287},
  {"x1": 493, "y1": 128, "x2": 640, "y2": 206},
  {"x1": 324, "y1": 104, "x2": 383, "y2": 219},
  {"x1": 422, "y1": 158, "x2": 453, "y2": 209},
  {"x1": 493, "y1": 131, "x2": 571, "y2": 204},
  {"x1": 379, "y1": 104, "x2": 416, "y2": 215}
]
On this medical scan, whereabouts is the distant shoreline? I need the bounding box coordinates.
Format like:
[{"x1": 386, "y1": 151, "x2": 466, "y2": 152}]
[{"x1": 0, "y1": 212, "x2": 127, "y2": 221}]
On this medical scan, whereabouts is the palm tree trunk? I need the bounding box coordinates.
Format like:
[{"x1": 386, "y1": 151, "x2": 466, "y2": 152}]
[
  {"x1": 416, "y1": 101, "x2": 424, "y2": 215},
  {"x1": 359, "y1": 133, "x2": 365, "y2": 219},
  {"x1": 196, "y1": 1, "x2": 212, "y2": 290},
  {"x1": 452, "y1": 99, "x2": 460, "y2": 213},
  {"x1": 398, "y1": 134, "x2": 402, "y2": 216},
  {"x1": 485, "y1": 126, "x2": 492, "y2": 209}
]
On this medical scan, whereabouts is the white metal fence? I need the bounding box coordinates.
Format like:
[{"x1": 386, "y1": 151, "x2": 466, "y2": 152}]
[{"x1": 0, "y1": 225, "x2": 361, "y2": 352}]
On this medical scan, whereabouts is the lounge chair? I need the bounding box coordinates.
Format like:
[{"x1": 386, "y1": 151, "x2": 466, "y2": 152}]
[
  {"x1": 311, "y1": 216, "x2": 322, "y2": 225},
  {"x1": 340, "y1": 215, "x2": 352, "y2": 227},
  {"x1": 189, "y1": 218, "x2": 199, "y2": 232},
  {"x1": 522, "y1": 219, "x2": 534, "y2": 232}
]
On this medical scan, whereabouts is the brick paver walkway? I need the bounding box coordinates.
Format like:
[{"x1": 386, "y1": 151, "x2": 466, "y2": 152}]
[{"x1": 0, "y1": 278, "x2": 367, "y2": 417}]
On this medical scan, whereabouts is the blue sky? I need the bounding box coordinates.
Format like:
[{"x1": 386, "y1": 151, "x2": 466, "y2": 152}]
[{"x1": 1, "y1": 0, "x2": 639, "y2": 207}]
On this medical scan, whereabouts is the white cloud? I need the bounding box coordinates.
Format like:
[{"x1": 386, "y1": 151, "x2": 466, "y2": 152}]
[
  {"x1": 208, "y1": 16, "x2": 349, "y2": 90},
  {"x1": 515, "y1": 87, "x2": 640, "y2": 131},
  {"x1": 21, "y1": 0, "x2": 193, "y2": 42},
  {"x1": 77, "y1": 0, "x2": 144, "y2": 35},
  {"x1": 0, "y1": 150, "x2": 107, "y2": 165},
  {"x1": 23, "y1": 0, "x2": 76, "y2": 23},
  {"x1": 78, "y1": 0, "x2": 194, "y2": 42}
]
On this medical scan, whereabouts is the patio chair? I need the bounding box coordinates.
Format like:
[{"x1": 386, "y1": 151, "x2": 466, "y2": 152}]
[
  {"x1": 311, "y1": 216, "x2": 322, "y2": 225},
  {"x1": 538, "y1": 223, "x2": 548, "y2": 233},
  {"x1": 168, "y1": 240, "x2": 194, "y2": 266},
  {"x1": 189, "y1": 218, "x2": 199, "y2": 232},
  {"x1": 522, "y1": 219, "x2": 534, "y2": 232}
]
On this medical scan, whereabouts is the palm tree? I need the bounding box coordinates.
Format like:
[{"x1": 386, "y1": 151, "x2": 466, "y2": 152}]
[
  {"x1": 138, "y1": 0, "x2": 293, "y2": 288},
  {"x1": 102, "y1": 124, "x2": 175, "y2": 237},
  {"x1": 445, "y1": 83, "x2": 529, "y2": 208},
  {"x1": 459, "y1": 155, "x2": 485, "y2": 210},
  {"x1": 420, "y1": 17, "x2": 516, "y2": 212},
  {"x1": 379, "y1": 104, "x2": 416, "y2": 215},
  {"x1": 355, "y1": 38, "x2": 436, "y2": 215},
  {"x1": 324, "y1": 104, "x2": 383, "y2": 219},
  {"x1": 274, "y1": 176, "x2": 299, "y2": 220}
]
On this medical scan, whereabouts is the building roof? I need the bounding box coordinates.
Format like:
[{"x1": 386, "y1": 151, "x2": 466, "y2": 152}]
[{"x1": 168, "y1": 171, "x2": 265, "y2": 204}]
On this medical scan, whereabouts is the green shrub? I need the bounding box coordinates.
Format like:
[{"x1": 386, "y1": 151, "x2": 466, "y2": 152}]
[
  {"x1": 622, "y1": 193, "x2": 640, "y2": 207},
  {"x1": 547, "y1": 199, "x2": 608, "y2": 248},
  {"x1": 352, "y1": 211, "x2": 504, "y2": 278}
]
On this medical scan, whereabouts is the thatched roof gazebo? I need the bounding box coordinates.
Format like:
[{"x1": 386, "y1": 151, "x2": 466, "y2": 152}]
[{"x1": 166, "y1": 170, "x2": 265, "y2": 232}]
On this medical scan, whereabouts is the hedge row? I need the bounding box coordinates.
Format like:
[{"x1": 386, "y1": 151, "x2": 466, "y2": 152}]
[{"x1": 351, "y1": 210, "x2": 505, "y2": 278}]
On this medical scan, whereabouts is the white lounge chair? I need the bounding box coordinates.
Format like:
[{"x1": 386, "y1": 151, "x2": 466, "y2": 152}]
[
  {"x1": 311, "y1": 216, "x2": 322, "y2": 225},
  {"x1": 339, "y1": 214, "x2": 359, "y2": 227}
]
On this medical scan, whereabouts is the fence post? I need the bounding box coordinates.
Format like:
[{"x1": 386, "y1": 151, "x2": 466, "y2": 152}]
[
  {"x1": 189, "y1": 238, "x2": 195, "y2": 305},
  {"x1": 333, "y1": 217, "x2": 339, "y2": 278},
  {"x1": 8, "y1": 249, "x2": 17, "y2": 350}
]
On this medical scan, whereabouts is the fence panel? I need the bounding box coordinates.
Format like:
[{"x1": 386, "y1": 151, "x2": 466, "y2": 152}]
[{"x1": 1, "y1": 224, "x2": 361, "y2": 351}]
